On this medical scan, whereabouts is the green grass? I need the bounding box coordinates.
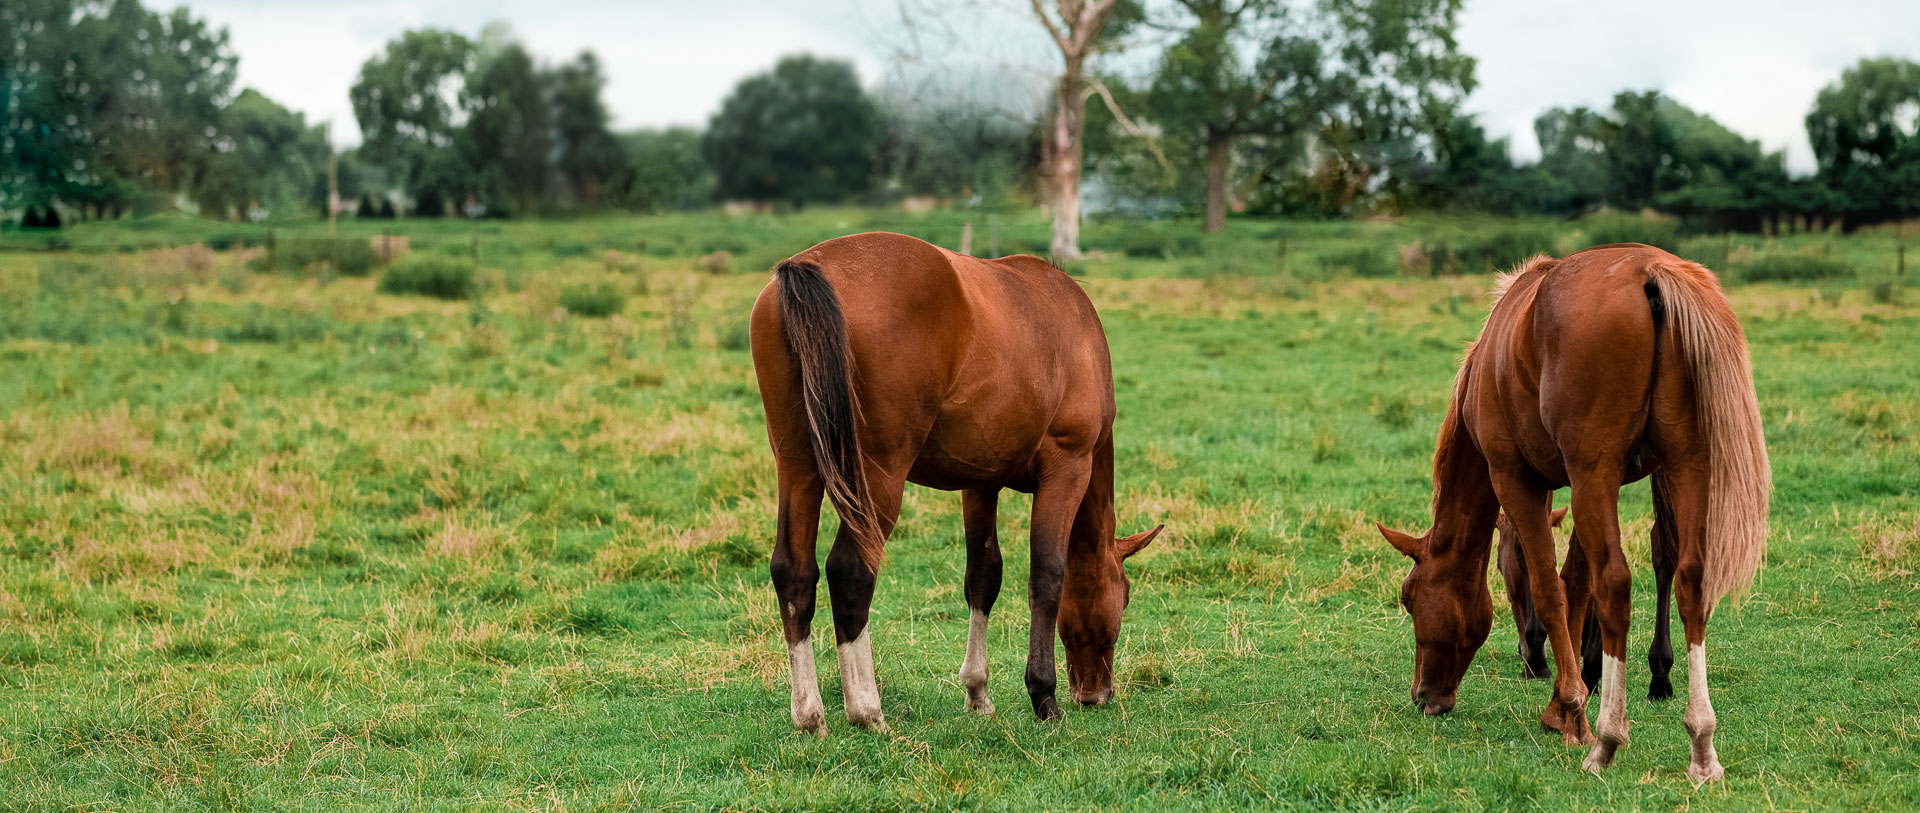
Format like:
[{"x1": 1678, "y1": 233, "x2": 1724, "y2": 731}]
[{"x1": 0, "y1": 210, "x2": 1915, "y2": 809}]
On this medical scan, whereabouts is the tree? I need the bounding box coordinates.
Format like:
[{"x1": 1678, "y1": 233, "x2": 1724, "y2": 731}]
[
  {"x1": 463, "y1": 30, "x2": 550, "y2": 214},
  {"x1": 872, "y1": 70, "x2": 1041, "y2": 203},
  {"x1": 1532, "y1": 106, "x2": 1608, "y2": 213},
  {"x1": 350, "y1": 29, "x2": 476, "y2": 215},
  {"x1": 618, "y1": 128, "x2": 712, "y2": 212},
  {"x1": 2, "y1": 0, "x2": 236, "y2": 218},
  {"x1": 195, "y1": 89, "x2": 330, "y2": 219},
  {"x1": 703, "y1": 55, "x2": 878, "y2": 205},
  {"x1": 1142, "y1": 0, "x2": 1323, "y2": 231},
  {"x1": 1030, "y1": 0, "x2": 1136, "y2": 259},
  {"x1": 546, "y1": 52, "x2": 627, "y2": 208},
  {"x1": 1805, "y1": 57, "x2": 1920, "y2": 228}
]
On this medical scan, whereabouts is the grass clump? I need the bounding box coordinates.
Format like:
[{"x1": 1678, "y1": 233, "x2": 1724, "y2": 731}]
[
  {"x1": 557, "y1": 282, "x2": 627, "y2": 318},
  {"x1": 1738, "y1": 252, "x2": 1852, "y2": 283},
  {"x1": 379, "y1": 255, "x2": 477, "y2": 300}
]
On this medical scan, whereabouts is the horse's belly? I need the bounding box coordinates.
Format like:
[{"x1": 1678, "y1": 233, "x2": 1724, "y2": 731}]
[{"x1": 908, "y1": 414, "x2": 1046, "y2": 491}]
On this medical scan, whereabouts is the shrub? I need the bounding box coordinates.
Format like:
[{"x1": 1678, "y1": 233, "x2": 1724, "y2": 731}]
[
  {"x1": 1419, "y1": 224, "x2": 1558, "y2": 275},
  {"x1": 1317, "y1": 246, "x2": 1394, "y2": 278},
  {"x1": 379, "y1": 255, "x2": 476, "y2": 300},
  {"x1": 258, "y1": 237, "x2": 379, "y2": 276},
  {"x1": 558, "y1": 282, "x2": 627, "y2": 318},
  {"x1": 1117, "y1": 227, "x2": 1204, "y2": 259},
  {"x1": 1579, "y1": 214, "x2": 1679, "y2": 253},
  {"x1": 1736, "y1": 253, "x2": 1852, "y2": 283}
]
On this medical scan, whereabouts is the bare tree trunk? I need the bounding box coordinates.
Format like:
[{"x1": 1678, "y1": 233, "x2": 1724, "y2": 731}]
[
  {"x1": 1203, "y1": 135, "x2": 1230, "y2": 234},
  {"x1": 1048, "y1": 54, "x2": 1088, "y2": 261},
  {"x1": 1032, "y1": 0, "x2": 1122, "y2": 263}
]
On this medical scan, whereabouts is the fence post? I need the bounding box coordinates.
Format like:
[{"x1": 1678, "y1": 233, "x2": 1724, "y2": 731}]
[
  {"x1": 470, "y1": 235, "x2": 479, "y2": 263},
  {"x1": 960, "y1": 222, "x2": 973, "y2": 256},
  {"x1": 989, "y1": 220, "x2": 1000, "y2": 258},
  {"x1": 1278, "y1": 239, "x2": 1288, "y2": 274},
  {"x1": 1899, "y1": 243, "x2": 1906, "y2": 280}
]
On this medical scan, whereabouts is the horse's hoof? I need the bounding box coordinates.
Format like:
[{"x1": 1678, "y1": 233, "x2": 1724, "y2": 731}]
[
  {"x1": 1647, "y1": 680, "x2": 1674, "y2": 702},
  {"x1": 963, "y1": 695, "x2": 996, "y2": 716},
  {"x1": 1687, "y1": 760, "x2": 1724, "y2": 783},
  {"x1": 1581, "y1": 748, "x2": 1615, "y2": 774},
  {"x1": 1032, "y1": 696, "x2": 1062, "y2": 721}
]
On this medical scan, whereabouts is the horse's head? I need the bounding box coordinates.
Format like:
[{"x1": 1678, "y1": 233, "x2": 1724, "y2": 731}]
[
  {"x1": 1059, "y1": 524, "x2": 1163, "y2": 707},
  {"x1": 1377, "y1": 522, "x2": 1492, "y2": 715}
]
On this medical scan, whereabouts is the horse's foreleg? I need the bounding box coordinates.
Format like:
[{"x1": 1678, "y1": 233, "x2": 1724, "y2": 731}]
[
  {"x1": 959, "y1": 488, "x2": 1002, "y2": 714},
  {"x1": 1025, "y1": 462, "x2": 1092, "y2": 721},
  {"x1": 1492, "y1": 475, "x2": 1591, "y2": 746},
  {"x1": 1572, "y1": 480, "x2": 1632, "y2": 774},
  {"x1": 1499, "y1": 530, "x2": 1551, "y2": 679},
  {"x1": 772, "y1": 467, "x2": 826, "y2": 736},
  {"x1": 824, "y1": 475, "x2": 905, "y2": 733}
]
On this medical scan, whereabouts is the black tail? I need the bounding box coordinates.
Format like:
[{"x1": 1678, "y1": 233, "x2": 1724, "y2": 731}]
[{"x1": 774, "y1": 260, "x2": 883, "y2": 571}]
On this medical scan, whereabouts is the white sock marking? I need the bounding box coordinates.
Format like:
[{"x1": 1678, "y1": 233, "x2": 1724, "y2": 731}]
[
  {"x1": 1685, "y1": 643, "x2": 1723, "y2": 781},
  {"x1": 788, "y1": 636, "x2": 825, "y2": 736},
  {"x1": 959, "y1": 609, "x2": 994, "y2": 713},
  {"x1": 1583, "y1": 653, "x2": 1629, "y2": 772},
  {"x1": 837, "y1": 629, "x2": 886, "y2": 730}
]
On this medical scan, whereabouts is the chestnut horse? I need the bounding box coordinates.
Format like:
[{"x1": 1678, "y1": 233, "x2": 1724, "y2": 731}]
[
  {"x1": 750, "y1": 232, "x2": 1163, "y2": 736},
  {"x1": 1377, "y1": 244, "x2": 1768, "y2": 781},
  {"x1": 1495, "y1": 509, "x2": 1676, "y2": 703}
]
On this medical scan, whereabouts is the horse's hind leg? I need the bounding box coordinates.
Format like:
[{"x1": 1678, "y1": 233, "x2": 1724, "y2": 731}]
[
  {"x1": 824, "y1": 472, "x2": 905, "y2": 732},
  {"x1": 1646, "y1": 473, "x2": 1679, "y2": 701},
  {"x1": 1663, "y1": 463, "x2": 1726, "y2": 781},
  {"x1": 1573, "y1": 475, "x2": 1633, "y2": 774},
  {"x1": 959, "y1": 487, "x2": 1002, "y2": 714},
  {"x1": 771, "y1": 463, "x2": 827, "y2": 736}
]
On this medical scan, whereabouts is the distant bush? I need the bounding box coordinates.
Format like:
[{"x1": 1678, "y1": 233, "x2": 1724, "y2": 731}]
[
  {"x1": 1737, "y1": 253, "x2": 1852, "y2": 283},
  {"x1": 1117, "y1": 227, "x2": 1205, "y2": 259},
  {"x1": 379, "y1": 255, "x2": 476, "y2": 300},
  {"x1": 1419, "y1": 223, "x2": 1559, "y2": 274},
  {"x1": 254, "y1": 237, "x2": 379, "y2": 276},
  {"x1": 1579, "y1": 214, "x2": 1679, "y2": 253},
  {"x1": 558, "y1": 282, "x2": 627, "y2": 317},
  {"x1": 1317, "y1": 246, "x2": 1394, "y2": 278},
  {"x1": 203, "y1": 232, "x2": 259, "y2": 252}
]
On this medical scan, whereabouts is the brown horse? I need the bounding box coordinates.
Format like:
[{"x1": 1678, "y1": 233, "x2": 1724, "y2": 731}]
[
  {"x1": 1376, "y1": 244, "x2": 1769, "y2": 781},
  {"x1": 1495, "y1": 509, "x2": 1676, "y2": 703},
  {"x1": 750, "y1": 231, "x2": 1163, "y2": 736}
]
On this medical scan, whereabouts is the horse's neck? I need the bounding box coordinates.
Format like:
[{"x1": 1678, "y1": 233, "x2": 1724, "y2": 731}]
[{"x1": 1427, "y1": 398, "x2": 1500, "y2": 564}]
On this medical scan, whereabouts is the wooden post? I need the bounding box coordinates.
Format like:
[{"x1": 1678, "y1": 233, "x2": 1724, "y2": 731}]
[
  {"x1": 327, "y1": 147, "x2": 338, "y2": 238},
  {"x1": 960, "y1": 222, "x2": 973, "y2": 256},
  {"x1": 1899, "y1": 243, "x2": 1906, "y2": 279},
  {"x1": 470, "y1": 235, "x2": 479, "y2": 263},
  {"x1": 989, "y1": 220, "x2": 1000, "y2": 258}
]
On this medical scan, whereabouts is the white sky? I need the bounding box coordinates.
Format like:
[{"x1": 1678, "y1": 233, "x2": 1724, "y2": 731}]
[{"x1": 185, "y1": 0, "x2": 1920, "y2": 175}]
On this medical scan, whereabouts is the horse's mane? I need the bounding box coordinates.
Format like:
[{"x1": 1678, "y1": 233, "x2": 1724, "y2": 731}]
[{"x1": 1431, "y1": 254, "x2": 1559, "y2": 505}]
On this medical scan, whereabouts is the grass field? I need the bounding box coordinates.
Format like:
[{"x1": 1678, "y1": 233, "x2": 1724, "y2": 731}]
[{"x1": 0, "y1": 211, "x2": 1916, "y2": 810}]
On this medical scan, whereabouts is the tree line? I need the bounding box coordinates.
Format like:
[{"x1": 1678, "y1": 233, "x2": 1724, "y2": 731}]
[{"x1": 5, "y1": 0, "x2": 1919, "y2": 242}]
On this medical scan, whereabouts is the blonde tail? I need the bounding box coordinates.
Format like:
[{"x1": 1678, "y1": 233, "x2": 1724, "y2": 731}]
[{"x1": 1648, "y1": 261, "x2": 1771, "y2": 608}]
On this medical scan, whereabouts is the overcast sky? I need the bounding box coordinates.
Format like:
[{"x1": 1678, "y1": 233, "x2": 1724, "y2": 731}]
[{"x1": 187, "y1": 0, "x2": 1920, "y2": 175}]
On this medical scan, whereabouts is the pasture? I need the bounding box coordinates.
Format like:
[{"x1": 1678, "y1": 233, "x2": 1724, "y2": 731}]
[{"x1": 0, "y1": 211, "x2": 1915, "y2": 810}]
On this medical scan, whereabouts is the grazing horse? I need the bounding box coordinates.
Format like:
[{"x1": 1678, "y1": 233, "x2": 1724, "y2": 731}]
[
  {"x1": 750, "y1": 231, "x2": 1164, "y2": 735},
  {"x1": 1376, "y1": 244, "x2": 1769, "y2": 781},
  {"x1": 1495, "y1": 510, "x2": 1677, "y2": 703}
]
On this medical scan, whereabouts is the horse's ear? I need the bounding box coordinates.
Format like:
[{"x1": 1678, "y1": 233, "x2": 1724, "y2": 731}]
[
  {"x1": 1117, "y1": 524, "x2": 1164, "y2": 560},
  {"x1": 1548, "y1": 508, "x2": 1570, "y2": 528},
  {"x1": 1376, "y1": 523, "x2": 1424, "y2": 560}
]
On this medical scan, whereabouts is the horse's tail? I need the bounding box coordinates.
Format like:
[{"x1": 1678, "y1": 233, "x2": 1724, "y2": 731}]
[
  {"x1": 1646, "y1": 259, "x2": 1770, "y2": 608},
  {"x1": 773, "y1": 259, "x2": 883, "y2": 571}
]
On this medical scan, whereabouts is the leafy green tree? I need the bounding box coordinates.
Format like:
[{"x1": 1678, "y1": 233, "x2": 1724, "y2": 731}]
[
  {"x1": 546, "y1": 52, "x2": 627, "y2": 208},
  {"x1": 1532, "y1": 106, "x2": 1609, "y2": 212},
  {"x1": 350, "y1": 29, "x2": 476, "y2": 215},
  {"x1": 2, "y1": 0, "x2": 235, "y2": 218},
  {"x1": 617, "y1": 128, "x2": 712, "y2": 213},
  {"x1": 873, "y1": 72, "x2": 1039, "y2": 203},
  {"x1": 194, "y1": 89, "x2": 330, "y2": 219},
  {"x1": 463, "y1": 33, "x2": 551, "y2": 214},
  {"x1": 1131, "y1": 0, "x2": 1472, "y2": 226},
  {"x1": 1805, "y1": 57, "x2": 1920, "y2": 228},
  {"x1": 703, "y1": 55, "x2": 877, "y2": 205}
]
